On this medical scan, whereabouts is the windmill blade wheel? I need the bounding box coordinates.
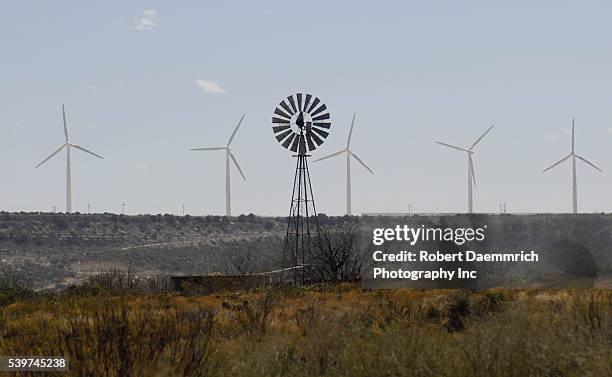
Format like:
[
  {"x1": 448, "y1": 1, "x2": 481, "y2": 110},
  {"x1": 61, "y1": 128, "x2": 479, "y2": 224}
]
[{"x1": 271, "y1": 93, "x2": 331, "y2": 154}]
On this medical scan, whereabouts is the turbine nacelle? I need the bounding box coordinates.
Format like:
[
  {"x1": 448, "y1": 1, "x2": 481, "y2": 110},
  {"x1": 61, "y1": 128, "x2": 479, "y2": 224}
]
[
  {"x1": 542, "y1": 120, "x2": 602, "y2": 174},
  {"x1": 314, "y1": 114, "x2": 374, "y2": 174}
]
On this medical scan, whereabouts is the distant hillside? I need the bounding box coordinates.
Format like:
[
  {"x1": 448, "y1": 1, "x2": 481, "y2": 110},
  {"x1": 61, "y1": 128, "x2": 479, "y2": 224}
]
[
  {"x1": 0, "y1": 212, "x2": 288, "y2": 289},
  {"x1": 0, "y1": 212, "x2": 611, "y2": 289}
]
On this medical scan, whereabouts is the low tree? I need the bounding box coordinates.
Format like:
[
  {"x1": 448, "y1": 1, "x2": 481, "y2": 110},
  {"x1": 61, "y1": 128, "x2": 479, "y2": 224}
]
[
  {"x1": 308, "y1": 222, "x2": 366, "y2": 283},
  {"x1": 223, "y1": 249, "x2": 261, "y2": 275}
]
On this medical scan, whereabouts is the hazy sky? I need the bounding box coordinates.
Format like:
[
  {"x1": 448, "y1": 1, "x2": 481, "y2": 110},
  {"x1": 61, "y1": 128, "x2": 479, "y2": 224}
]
[{"x1": 1, "y1": 1, "x2": 612, "y2": 216}]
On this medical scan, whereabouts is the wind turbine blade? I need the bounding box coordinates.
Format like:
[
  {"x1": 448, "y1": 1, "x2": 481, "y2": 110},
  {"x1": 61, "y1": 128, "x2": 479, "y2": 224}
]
[
  {"x1": 575, "y1": 154, "x2": 603, "y2": 172},
  {"x1": 349, "y1": 151, "x2": 374, "y2": 174},
  {"x1": 435, "y1": 141, "x2": 470, "y2": 152},
  {"x1": 71, "y1": 144, "x2": 104, "y2": 159},
  {"x1": 229, "y1": 152, "x2": 246, "y2": 180},
  {"x1": 470, "y1": 124, "x2": 495, "y2": 149},
  {"x1": 62, "y1": 104, "x2": 69, "y2": 142},
  {"x1": 189, "y1": 147, "x2": 227, "y2": 151},
  {"x1": 542, "y1": 154, "x2": 571, "y2": 172},
  {"x1": 571, "y1": 118, "x2": 575, "y2": 153},
  {"x1": 469, "y1": 154, "x2": 476, "y2": 186},
  {"x1": 347, "y1": 113, "x2": 356, "y2": 148},
  {"x1": 35, "y1": 144, "x2": 67, "y2": 168},
  {"x1": 227, "y1": 114, "x2": 246, "y2": 147},
  {"x1": 313, "y1": 149, "x2": 345, "y2": 162}
]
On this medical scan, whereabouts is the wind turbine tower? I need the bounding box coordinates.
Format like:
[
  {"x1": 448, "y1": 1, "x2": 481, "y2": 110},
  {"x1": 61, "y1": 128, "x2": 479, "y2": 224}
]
[
  {"x1": 35, "y1": 105, "x2": 104, "y2": 213},
  {"x1": 314, "y1": 114, "x2": 374, "y2": 215},
  {"x1": 189, "y1": 114, "x2": 246, "y2": 216},
  {"x1": 542, "y1": 118, "x2": 602, "y2": 214},
  {"x1": 435, "y1": 125, "x2": 495, "y2": 214}
]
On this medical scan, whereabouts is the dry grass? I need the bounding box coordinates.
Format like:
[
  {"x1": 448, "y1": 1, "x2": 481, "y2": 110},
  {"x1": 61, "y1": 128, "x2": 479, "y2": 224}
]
[{"x1": 0, "y1": 284, "x2": 609, "y2": 376}]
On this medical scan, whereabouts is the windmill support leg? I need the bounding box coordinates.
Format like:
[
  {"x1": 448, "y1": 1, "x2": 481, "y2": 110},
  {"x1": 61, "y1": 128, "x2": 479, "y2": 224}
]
[
  {"x1": 294, "y1": 154, "x2": 303, "y2": 284},
  {"x1": 303, "y1": 155, "x2": 320, "y2": 283},
  {"x1": 283, "y1": 158, "x2": 300, "y2": 283}
]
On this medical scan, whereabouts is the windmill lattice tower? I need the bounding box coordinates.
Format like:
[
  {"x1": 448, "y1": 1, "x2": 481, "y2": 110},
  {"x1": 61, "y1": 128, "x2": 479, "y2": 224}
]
[{"x1": 272, "y1": 93, "x2": 331, "y2": 284}]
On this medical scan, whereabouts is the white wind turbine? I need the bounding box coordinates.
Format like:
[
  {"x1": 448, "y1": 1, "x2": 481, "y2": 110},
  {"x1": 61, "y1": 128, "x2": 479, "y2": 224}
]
[
  {"x1": 314, "y1": 114, "x2": 374, "y2": 215},
  {"x1": 542, "y1": 118, "x2": 602, "y2": 214},
  {"x1": 35, "y1": 105, "x2": 104, "y2": 213},
  {"x1": 435, "y1": 125, "x2": 495, "y2": 214},
  {"x1": 189, "y1": 114, "x2": 246, "y2": 216}
]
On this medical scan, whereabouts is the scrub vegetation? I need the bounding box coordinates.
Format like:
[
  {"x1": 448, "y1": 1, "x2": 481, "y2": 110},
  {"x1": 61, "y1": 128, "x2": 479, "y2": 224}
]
[{"x1": 0, "y1": 273, "x2": 609, "y2": 377}]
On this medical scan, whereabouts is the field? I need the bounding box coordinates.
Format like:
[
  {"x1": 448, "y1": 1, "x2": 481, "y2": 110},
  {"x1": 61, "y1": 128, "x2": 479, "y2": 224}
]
[
  {"x1": 0, "y1": 280, "x2": 610, "y2": 377},
  {"x1": 0, "y1": 212, "x2": 610, "y2": 376}
]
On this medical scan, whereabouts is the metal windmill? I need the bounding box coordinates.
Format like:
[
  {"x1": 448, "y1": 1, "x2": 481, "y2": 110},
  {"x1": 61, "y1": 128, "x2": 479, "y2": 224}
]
[{"x1": 272, "y1": 93, "x2": 331, "y2": 284}]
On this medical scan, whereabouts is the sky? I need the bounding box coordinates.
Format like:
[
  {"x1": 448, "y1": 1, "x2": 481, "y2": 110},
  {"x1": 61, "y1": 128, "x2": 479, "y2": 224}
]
[{"x1": 1, "y1": 1, "x2": 612, "y2": 216}]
